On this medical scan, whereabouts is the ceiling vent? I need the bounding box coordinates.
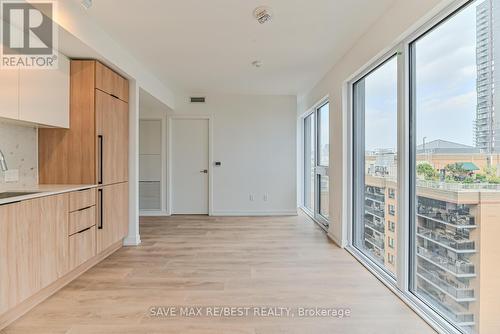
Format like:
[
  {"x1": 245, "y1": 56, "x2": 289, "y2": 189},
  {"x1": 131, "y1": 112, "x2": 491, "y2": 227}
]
[
  {"x1": 190, "y1": 97, "x2": 206, "y2": 103},
  {"x1": 254, "y1": 6, "x2": 273, "y2": 24}
]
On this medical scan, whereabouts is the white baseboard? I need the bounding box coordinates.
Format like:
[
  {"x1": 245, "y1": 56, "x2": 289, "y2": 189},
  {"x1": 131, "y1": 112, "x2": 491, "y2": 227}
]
[
  {"x1": 139, "y1": 210, "x2": 171, "y2": 216},
  {"x1": 211, "y1": 210, "x2": 297, "y2": 217},
  {"x1": 123, "y1": 234, "x2": 141, "y2": 246}
]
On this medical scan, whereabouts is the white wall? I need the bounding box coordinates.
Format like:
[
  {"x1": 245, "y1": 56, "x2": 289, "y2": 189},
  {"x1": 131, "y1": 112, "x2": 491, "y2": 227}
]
[
  {"x1": 297, "y1": 0, "x2": 450, "y2": 246},
  {"x1": 173, "y1": 95, "x2": 297, "y2": 216}
]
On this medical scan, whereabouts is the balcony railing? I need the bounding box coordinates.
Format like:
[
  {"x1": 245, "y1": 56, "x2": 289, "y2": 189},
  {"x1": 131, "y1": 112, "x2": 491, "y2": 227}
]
[
  {"x1": 417, "y1": 205, "x2": 475, "y2": 228},
  {"x1": 365, "y1": 206, "x2": 385, "y2": 218},
  {"x1": 364, "y1": 219, "x2": 385, "y2": 234},
  {"x1": 417, "y1": 227, "x2": 475, "y2": 253},
  {"x1": 417, "y1": 267, "x2": 474, "y2": 301},
  {"x1": 417, "y1": 289, "x2": 475, "y2": 325},
  {"x1": 417, "y1": 247, "x2": 475, "y2": 277},
  {"x1": 417, "y1": 179, "x2": 500, "y2": 191},
  {"x1": 364, "y1": 233, "x2": 384, "y2": 250},
  {"x1": 365, "y1": 192, "x2": 385, "y2": 203}
]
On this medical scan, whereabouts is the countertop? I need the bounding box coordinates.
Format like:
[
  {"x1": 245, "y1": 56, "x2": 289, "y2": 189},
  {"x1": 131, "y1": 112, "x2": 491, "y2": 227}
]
[{"x1": 0, "y1": 184, "x2": 97, "y2": 205}]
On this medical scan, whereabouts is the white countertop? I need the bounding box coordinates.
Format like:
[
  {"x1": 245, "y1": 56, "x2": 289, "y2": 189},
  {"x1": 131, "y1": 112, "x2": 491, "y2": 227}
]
[{"x1": 0, "y1": 184, "x2": 97, "y2": 205}]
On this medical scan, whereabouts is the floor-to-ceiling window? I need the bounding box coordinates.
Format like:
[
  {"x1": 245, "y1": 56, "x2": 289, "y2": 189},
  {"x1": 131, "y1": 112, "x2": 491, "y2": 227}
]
[
  {"x1": 349, "y1": 1, "x2": 497, "y2": 333},
  {"x1": 353, "y1": 56, "x2": 398, "y2": 276},
  {"x1": 410, "y1": 1, "x2": 490, "y2": 333},
  {"x1": 302, "y1": 100, "x2": 330, "y2": 227}
]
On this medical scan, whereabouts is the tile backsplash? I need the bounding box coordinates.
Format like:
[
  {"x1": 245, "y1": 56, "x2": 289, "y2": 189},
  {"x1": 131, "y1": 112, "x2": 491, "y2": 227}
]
[{"x1": 0, "y1": 120, "x2": 38, "y2": 186}]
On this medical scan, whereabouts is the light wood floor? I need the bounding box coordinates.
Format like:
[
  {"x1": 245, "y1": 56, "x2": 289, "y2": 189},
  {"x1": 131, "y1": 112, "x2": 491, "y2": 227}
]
[{"x1": 2, "y1": 214, "x2": 434, "y2": 334}]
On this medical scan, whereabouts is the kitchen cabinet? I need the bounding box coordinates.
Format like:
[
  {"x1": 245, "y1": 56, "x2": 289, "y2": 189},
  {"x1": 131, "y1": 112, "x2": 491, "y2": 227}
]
[
  {"x1": 39, "y1": 60, "x2": 129, "y2": 186},
  {"x1": 0, "y1": 68, "x2": 19, "y2": 120},
  {"x1": 19, "y1": 52, "x2": 70, "y2": 128},
  {"x1": 96, "y1": 90, "x2": 129, "y2": 185},
  {"x1": 0, "y1": 194, "x2": 68, "y2": 314},
  {"x1": 0, "y1": 51, "x2": 70, "y2": 128},
  {"x1": 95, "y1": 61, "x2": 129, "y2": 102},
  {"x1": 97, "y1": 182, "x2": 129, "y2": 253},
  {"x1": 69, "y1": 226, "x2": 96, "y2": 271}
]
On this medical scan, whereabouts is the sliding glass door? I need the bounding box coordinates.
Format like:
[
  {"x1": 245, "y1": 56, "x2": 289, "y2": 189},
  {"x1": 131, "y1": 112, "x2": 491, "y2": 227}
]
[
  {"x1": 304, "y1": 113, "x2": 315, "y2": 212},
  {"x1": 303, "y1": 101, "x2": 330, "y2": 227}
]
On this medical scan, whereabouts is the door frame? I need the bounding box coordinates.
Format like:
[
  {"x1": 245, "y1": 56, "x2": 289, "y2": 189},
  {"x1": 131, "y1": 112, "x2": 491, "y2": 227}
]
[{"x1": 167, "y1": 114, "x2": 213, "y2": 216}]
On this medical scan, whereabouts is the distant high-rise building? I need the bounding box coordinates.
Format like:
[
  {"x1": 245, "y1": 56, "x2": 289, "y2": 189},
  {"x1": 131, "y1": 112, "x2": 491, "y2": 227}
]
[{"x1": 475, "y1": 0, "x2": 498, "y2": 152}]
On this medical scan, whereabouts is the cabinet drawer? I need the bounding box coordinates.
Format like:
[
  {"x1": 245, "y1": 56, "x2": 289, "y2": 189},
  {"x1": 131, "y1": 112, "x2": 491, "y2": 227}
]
[
  {"x1": 69, "y1": 206, "x2": 96, "y2": 235},
  {"x1": 95, "y1": 61, "x2": 129, "y2": 102},
  {"x1": 69, "y1": 226, "x2": 96, "y2": 270},
  {"x1": 69, "y1": 188, "x2": 96, "y2": 212}
]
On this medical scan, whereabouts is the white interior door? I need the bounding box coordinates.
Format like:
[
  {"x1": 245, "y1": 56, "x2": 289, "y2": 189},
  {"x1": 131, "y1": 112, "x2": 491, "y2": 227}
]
[{"x1": 171, "y1": 118, "x2": 209, "y2": 214}]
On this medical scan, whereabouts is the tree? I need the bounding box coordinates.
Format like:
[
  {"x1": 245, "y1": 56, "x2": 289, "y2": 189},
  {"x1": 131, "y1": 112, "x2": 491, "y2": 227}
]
[
  {"x1": 445, "y1": 163, "x2": 469, "y2": 181},
  {"x1": 417, "y1": 162, "x2": 438, "y2": 181}
]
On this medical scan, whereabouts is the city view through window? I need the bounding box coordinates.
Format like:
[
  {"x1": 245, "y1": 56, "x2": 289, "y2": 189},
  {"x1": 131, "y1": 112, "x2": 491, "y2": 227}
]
[{"x1": 353, "y1": 1, "x2": 498, "y2": 333}]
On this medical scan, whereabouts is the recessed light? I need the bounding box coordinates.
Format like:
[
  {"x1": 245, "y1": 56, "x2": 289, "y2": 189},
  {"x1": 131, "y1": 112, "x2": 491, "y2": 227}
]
[
  {"x1": 253, "y1": 6, "x2": 273, "y2": 24},
  {"x1": 251, "y1": 60, "x2": 263, "y2": 68},
  {"x1": 81, "y1": 0, "x2": 93, "y2": 9}
]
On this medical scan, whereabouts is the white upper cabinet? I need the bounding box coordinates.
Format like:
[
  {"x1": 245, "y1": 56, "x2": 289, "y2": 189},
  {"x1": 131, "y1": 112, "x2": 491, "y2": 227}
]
[
  {"x1": 0, "y1": 68, "x2": 19, "y2": 120},
  {"x1": 0, "y1": 51, "x2": 70, "y2": 128},
  {"x1": 19, "y1": 52, "x2": 70, "y2": 128}
]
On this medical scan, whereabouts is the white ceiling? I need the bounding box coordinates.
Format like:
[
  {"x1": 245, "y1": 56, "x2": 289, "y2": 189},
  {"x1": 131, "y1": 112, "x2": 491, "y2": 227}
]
[{"x1": 81, "y1": 0, "x2": 396, "y2": 95}]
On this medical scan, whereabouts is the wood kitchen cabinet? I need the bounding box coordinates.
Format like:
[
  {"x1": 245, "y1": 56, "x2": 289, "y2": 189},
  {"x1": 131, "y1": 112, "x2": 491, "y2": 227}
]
[
  {"x1": 39, "y1": 60, "x2": 129, "y2": 185},
  {"x1": 97, "y1": 182, "x2": 129, "y2": 254},
  {"x1": 0, "y1": 194, "x2": 69, "y2": 314},
  {"x1": 96, "y1": 90, "x2": 129, "y2": 185}
]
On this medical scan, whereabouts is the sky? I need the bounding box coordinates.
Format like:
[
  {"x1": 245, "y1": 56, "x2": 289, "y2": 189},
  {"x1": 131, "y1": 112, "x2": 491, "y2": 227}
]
[{"x1": 362, "y1": 0, "x2": 487, "y2": 152}]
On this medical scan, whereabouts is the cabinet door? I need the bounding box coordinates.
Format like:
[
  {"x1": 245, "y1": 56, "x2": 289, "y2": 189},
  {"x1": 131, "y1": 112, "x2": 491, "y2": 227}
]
[
  {"x1": 0, "y1": 202, "x2": 20, "y2": 314},
  {"x1": 0, "y1": 195, "x2": 69, "y2": 314},
  {"x1": 19, "y1": 52, "x2": 70, "y2": 128},
  {"x1": 95, "y1": 61, "x2": 129, "y2": 102},
  {"x1": 97, "y1": 182, "x2": 128, "y2": 254},
  {"x1": 96, "y1": 90, "x2": 128, "y2": 185},
  {"x1": 38, "y1": 194, "x2": 69, "y2": 286},
  {"x1": 0, "y1": 68, "x2": 19, "y2": 121},
  {"x1": 115, "y1": 97, "x2": 129, "y2": 182}
]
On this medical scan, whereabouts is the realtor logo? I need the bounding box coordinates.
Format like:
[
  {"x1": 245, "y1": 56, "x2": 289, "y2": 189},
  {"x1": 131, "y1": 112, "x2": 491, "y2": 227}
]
[{"x1": 1, "y1": 0, "x2": 58, "y2": 69}]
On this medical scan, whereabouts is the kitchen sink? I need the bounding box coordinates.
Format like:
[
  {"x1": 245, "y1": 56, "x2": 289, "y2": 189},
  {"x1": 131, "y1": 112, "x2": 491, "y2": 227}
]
[{"x1": 0, "y1": 191, "x2": 40, "y2": 199}]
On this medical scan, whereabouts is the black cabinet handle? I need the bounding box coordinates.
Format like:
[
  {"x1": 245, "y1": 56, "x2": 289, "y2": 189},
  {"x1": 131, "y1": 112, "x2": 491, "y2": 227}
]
[
  {"x1": 98, "y1": 189, "x2": 103, "y2": 230},
  {"x1": 110, "y1": 93, "x2": 119, "y2": 100},
  {"x1": 98, "y1": 135, "x2": 103, "y2": 185},
  {"x1": 77, "y1": 227, "x2": 92, "y2": 234}
]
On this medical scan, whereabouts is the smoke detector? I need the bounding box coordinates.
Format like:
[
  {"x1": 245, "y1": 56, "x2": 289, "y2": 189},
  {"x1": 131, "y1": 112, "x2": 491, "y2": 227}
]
[
  {"x1": 253, "y1": 6, "x2": 273, "y2": 24},
  {"x1": 251, "y1": 60, "x2": 263, "y2": 68},
  {"x1": 81, "y1": 0, "x2": 93, "y2": 9}
]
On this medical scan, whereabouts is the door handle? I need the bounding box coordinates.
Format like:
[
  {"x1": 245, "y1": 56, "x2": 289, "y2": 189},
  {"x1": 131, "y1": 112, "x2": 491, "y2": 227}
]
[
  {"x1": 200, "y1": 169, "x2": 208, "y2": 174},
  {"x1": 98, "y1": 135, "x2": 103, "y2": 185},
  {"x1": 98, "y1": 189, "x2": 103, "y2": 230}
]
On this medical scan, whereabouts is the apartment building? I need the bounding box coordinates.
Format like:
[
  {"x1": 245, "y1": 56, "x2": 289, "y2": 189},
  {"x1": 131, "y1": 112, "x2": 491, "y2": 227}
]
[
  {"x1": 475, "y1": 0, "x2": 499, "y2": 152},
  {"x1": 364, "y1": 152, "x2": 500, "y2": 334}
]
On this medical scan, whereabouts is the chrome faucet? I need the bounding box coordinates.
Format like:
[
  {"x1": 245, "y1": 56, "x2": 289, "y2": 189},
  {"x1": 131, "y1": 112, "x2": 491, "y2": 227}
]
[{"x1": 0, "y1": 150, "x2": 8, "y2": 172}]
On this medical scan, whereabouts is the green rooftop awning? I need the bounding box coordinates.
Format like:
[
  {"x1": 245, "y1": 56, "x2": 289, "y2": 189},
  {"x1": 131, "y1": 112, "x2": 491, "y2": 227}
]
[{"x1": 458, "y1": 162, "x2": 480, "y2": 171}]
